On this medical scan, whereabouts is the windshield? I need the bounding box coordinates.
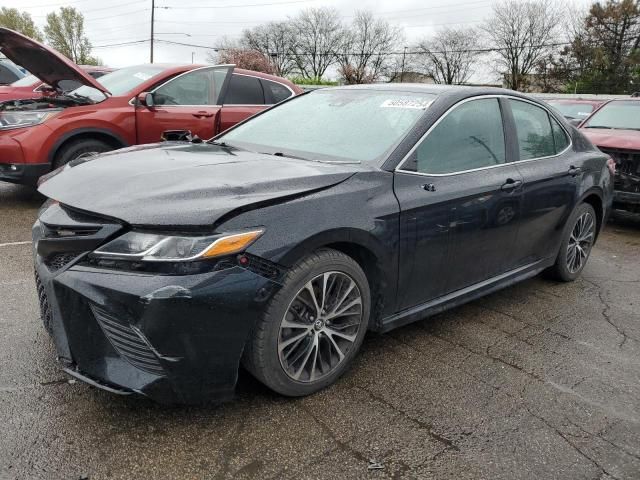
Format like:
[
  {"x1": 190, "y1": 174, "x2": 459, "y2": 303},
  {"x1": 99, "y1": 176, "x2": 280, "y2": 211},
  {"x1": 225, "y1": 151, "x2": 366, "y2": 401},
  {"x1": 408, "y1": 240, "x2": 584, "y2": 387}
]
[
  {"x1": 220, "y1": 89, "x2": 436, "y2": 163},
  {"x1": 547, "y1": 101, "x2": 595, "y2": 119},
  {"x1": 583, "y1": 101, "x2": 640, "y2": 130},
  {"x1": 70, "y1": 65, "x2": 167, "y2": 102},
  {"x1": 11, "y1": 74, "x2": 39, "y2": 87}
]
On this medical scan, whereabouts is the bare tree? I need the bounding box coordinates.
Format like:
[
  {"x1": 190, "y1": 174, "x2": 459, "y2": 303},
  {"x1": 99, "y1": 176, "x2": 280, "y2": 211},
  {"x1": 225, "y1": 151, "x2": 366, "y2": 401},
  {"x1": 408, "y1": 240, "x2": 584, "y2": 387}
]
[
  {"x1": 290, "y1": 7, "x2": 343, "y2": 81},
  {"x1": 483, "y1": 0, "x2": 561, "y2": 91},
  {"x1": 415, "y1": 27, "x2": 482, "y2": 84},
  {"x1": 335, "y1": 11, "x2": 403, "y2": 84},
  {"x1": 242, "y1": 21, "x2": 297, "y2": 77}
]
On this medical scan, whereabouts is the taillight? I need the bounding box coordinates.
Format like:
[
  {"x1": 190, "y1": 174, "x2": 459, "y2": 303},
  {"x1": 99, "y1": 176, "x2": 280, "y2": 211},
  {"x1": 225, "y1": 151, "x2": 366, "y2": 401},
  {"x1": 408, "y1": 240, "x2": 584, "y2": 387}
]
[{"x1": 606, "y1": 157, "x2": 616, "y2": 175}]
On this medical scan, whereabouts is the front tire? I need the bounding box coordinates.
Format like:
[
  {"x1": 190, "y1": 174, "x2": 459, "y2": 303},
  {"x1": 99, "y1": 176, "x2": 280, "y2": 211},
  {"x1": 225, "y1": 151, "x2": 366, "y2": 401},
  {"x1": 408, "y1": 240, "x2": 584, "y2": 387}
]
[
  {"x1": 53, "y1": 138, "x2": 114, "y2": 169},
  {"x1": 548, "y1": 203, "x2": 597, "y2": 282},
  {"x1": 243, "y1": 249, "x2": 370, "y2": 397}
]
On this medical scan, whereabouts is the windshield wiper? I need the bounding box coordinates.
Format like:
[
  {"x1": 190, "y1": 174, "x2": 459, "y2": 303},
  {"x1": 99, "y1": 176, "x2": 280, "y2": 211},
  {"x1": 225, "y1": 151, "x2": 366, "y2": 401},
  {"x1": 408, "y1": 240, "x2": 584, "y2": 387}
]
[
  {"x1": 584, "y1": 125, "x2": 613, "y2": 129},
  {"x1": 63, "y1": 92, "x2": 95, "y2": 105}
]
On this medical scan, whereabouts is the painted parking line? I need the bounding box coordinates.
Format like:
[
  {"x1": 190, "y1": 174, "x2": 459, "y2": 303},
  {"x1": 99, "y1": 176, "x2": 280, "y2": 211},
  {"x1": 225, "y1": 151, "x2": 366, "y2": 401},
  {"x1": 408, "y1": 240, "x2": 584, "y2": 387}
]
[{"x1": 0, "y1": 241, "x2": 32, "y2": 248}]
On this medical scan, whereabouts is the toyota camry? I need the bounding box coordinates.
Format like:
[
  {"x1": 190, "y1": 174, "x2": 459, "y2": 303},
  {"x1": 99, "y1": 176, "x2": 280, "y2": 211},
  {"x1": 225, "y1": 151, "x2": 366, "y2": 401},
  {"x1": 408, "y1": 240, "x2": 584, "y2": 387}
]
[{"x1": 33, "y1": 85, "x2": 614, "y2": 403}]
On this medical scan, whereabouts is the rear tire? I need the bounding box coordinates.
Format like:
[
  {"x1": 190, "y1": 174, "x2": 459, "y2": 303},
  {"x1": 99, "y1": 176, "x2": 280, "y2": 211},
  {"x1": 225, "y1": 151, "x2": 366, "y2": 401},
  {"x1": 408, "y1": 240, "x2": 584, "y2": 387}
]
[
  {"x1": 53, "y1": 138, "x2": 114, "y2": 169},
  {"x1": 243, "y1": 249, "x2": 370, "y2": 397},
  {"x1": 547, "y1": 203, "x2": 597, "y2": 282}
]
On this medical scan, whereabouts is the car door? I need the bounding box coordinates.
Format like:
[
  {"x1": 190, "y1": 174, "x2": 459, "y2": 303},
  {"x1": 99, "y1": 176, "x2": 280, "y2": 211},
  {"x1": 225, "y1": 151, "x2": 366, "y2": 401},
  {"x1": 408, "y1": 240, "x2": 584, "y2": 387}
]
[
  {"x1": 135, "y1": 66, "x2": 232, "y2": 144},
  {"x1": 394, "y1": 97, "x2": 524, "y2": 310},
  {"x1": 506, "y1": 98, "x2": 579, "y2": 266},
  {"x1": 218, "y1": 73, "x2": 269, "y2": 132}
]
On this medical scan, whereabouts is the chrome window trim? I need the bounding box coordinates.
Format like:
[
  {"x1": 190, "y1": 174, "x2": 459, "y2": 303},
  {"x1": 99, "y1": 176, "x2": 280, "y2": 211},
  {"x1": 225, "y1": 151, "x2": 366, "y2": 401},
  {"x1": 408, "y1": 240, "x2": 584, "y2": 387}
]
[{"x1": 395, "y1": 94, "x2": 573, "y2": 178}]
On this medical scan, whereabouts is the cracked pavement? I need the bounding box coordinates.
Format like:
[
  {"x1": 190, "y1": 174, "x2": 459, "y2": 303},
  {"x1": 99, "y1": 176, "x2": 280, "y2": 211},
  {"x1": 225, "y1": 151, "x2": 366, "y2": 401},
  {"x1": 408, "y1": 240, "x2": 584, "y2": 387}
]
[{"x1": 1, "y1": 182, "x2": 639, "y2": 480}]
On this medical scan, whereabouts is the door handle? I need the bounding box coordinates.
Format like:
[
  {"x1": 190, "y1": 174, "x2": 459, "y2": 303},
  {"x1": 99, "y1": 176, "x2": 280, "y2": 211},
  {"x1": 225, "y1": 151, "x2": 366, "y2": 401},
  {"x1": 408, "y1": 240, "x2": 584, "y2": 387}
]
[
  {"x1": 192, "y1": 111, "x2": 214, "y2": 118},
  {"x1": 568, "y1": 166, "x2": 582, "y2": 177},
  {"x1": 500, "y1": 178, "x2": 522, "y2": 191}
]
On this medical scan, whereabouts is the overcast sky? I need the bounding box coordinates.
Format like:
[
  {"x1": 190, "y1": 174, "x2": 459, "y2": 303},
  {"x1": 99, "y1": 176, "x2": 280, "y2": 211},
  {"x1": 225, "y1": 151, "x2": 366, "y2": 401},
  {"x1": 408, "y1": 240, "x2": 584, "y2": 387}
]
[{"x1": 4, "y1": 0, "x2": 594, "y2": 82}]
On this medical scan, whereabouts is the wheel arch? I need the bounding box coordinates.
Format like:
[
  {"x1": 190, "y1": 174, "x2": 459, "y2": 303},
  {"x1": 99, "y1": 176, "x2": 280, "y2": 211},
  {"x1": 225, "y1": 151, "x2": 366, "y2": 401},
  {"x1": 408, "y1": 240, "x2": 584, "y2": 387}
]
[
  {"x1": 276, "y1": 228, "x2": 395, "y2": 331},
  {"x1": 48, "y1": 128, "x2": 129, "y2": 165},
  {"x1": 578, "y1": 188, "x2": 604, "y2": 241}
]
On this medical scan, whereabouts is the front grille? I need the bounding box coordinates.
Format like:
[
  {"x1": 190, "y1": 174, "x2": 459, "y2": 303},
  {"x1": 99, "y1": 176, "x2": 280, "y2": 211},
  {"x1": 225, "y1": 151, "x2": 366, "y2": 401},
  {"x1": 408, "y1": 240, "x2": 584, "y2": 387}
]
[
  {"x1": 91, "y1": 305, "x2": 165, "y2": 377},
  {"x1": 599, "y1": 147, "x2": 640, "y2": 176},
  {"x1": 45, "y1": 252, "x2": 82, "y2": 271},
  {"x1": 34, "y1": 270, "x2": 52, "y2": 331}
]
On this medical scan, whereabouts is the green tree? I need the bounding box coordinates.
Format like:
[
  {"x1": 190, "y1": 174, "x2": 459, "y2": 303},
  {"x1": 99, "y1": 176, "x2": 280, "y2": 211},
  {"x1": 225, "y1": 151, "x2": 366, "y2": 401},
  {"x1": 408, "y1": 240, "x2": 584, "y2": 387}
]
[
  {"x1": 566, "y1": 0, "x2": 640, "y2": 93},
  {"x1": 44, "y1": 7, "x2": 101, "y2": 65},
  {"x1": 0, "y1": 7, "x2": 43, "y2": 41}
]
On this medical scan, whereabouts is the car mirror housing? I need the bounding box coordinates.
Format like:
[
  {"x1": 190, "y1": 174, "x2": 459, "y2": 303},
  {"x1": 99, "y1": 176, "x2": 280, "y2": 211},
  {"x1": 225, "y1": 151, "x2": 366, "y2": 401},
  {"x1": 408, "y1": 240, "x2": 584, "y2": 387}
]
[{"x1": 137, "y1": 92, "x2": 154, "y2": 107}]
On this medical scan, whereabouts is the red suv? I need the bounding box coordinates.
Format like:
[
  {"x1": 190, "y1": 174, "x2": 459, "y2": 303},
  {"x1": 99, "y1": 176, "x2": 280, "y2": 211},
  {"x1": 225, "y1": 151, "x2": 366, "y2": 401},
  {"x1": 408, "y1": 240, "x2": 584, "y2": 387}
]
[
  {"x1": 0, "y1": 65, "x2": 115, "y2": 102},
  {"x1": 0, "y1": 28, "x2": 302, "y2": 186}
]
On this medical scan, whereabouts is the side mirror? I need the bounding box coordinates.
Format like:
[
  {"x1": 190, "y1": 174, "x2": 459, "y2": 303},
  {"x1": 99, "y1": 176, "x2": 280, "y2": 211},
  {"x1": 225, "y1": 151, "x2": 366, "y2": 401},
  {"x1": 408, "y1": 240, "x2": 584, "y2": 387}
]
[
  {"x1": 137, "y1": 92, "x2": 154, "y2": 107},
  {"x1": 569, "y1": 118, "x2": 582, "y2": 127}
]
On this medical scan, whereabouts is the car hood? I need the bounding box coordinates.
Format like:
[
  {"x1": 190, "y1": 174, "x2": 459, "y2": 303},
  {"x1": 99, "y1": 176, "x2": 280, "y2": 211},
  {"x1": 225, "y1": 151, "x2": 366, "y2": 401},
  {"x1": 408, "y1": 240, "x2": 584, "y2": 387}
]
[
  {"x1": 38, "y1": 143, "x2": 361, "y2": 227},
  {"x1": 581, "y1": 128, "x2": 640, "y2": 150},
  {"x1": 0, "y1": 28, "x2": 109, "y2": 95}
]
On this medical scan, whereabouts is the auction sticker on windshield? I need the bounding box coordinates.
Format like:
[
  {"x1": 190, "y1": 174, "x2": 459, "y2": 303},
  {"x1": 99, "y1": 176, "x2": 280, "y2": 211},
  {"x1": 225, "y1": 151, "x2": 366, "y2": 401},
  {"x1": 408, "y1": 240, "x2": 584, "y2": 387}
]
[{"x1": 380, "y1": 98, "x2": 433, "y2": 109}]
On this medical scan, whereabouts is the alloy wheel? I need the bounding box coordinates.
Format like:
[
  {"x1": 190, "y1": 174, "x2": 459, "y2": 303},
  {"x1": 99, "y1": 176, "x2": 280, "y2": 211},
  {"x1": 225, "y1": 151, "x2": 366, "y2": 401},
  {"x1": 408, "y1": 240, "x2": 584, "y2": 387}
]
[
  {"x1": 566, "y1": 211, "x2": 595, "y2": 273},
  {"x1": 278, "y1": 271, "x2": 363, "y2": 383}
]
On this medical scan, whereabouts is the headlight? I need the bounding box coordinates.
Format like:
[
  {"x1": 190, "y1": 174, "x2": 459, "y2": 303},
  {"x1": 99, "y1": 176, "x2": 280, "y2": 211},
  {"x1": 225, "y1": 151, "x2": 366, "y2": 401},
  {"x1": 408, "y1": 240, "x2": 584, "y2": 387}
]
[
  {"x1": 93, "y1": 230, "x2": 264, "y2": 262},
  {"x1": 0, "y1": 109, "x2": 61, "y2": 130}
]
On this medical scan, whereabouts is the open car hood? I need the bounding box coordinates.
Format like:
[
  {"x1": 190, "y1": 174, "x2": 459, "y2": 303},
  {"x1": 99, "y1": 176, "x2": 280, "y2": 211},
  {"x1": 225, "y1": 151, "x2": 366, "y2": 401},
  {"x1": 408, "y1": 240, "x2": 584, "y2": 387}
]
[
  {"x1": 0, "y1": 28, "x2": 109, "y2": 95},
  {"x1": 38, "y1": 143, "x2": 360, "y2": 227}
]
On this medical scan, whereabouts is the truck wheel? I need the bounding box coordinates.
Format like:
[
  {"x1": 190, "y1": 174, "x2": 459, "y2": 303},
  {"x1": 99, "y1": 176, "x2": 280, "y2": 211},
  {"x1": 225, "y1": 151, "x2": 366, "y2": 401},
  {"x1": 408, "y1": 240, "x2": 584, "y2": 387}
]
[
  {"x1": 53, "y1": 138, "x2": 113, "y2": 169},
  {"x1": 547, "y1": 203, "x2": 597, "y2": 282},
  {"x1": 243, "y1": 249, "x2": 370, "y2": 397}
]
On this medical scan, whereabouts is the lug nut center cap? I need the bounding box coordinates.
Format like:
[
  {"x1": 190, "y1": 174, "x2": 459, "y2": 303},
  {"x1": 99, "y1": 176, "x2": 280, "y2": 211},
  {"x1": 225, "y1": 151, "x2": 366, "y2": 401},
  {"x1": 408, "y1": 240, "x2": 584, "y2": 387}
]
[{"x1": 313, "y1": 319, "x2": 325, "y2": 331}]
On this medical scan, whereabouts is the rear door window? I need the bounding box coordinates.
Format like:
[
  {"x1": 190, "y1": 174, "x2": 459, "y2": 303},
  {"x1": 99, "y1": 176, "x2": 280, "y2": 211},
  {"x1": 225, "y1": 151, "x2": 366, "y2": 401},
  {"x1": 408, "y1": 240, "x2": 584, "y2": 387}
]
[
  {"x1": 510, "y1": 100, "x2": 556, "y2": 160},
  {"x1": 550, "y1": 116, "x2": 570, "y2": 153},
  {"x1": 224, "y1": 74, "x2": 264, "y2": 104}
]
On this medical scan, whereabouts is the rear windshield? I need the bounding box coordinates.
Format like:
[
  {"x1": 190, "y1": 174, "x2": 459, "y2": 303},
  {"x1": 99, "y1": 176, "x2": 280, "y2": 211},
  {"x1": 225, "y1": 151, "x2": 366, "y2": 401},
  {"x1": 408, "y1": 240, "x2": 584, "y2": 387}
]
[
  {"x1": 546, "y1": 101, "x2": 595, "y2": 119},
  {"x1": 220, "y1": 89, "x2": 436, "y2": 163},
  {"x1": 71, "y1": 65, "x2": 167, "y2": 102},
  {"x1": 583, "y1": 101, "x2": 640, "y2": 130}
]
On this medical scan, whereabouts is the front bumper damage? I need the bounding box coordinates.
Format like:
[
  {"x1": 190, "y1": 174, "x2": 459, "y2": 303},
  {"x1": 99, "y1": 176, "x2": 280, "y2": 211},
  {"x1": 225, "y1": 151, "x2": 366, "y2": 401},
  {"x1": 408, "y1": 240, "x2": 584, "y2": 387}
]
[{"x1": 33, "y1": 203, "x2": 282, "y2": 404}]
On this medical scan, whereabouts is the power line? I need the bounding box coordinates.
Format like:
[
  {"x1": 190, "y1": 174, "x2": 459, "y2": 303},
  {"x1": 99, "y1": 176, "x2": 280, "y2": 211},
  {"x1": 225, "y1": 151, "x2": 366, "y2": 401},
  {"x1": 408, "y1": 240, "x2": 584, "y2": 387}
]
[
  {"x1": 156, "y1": 0, "x2": 319, "y2": 8},
  {"x1": 93, "y1": 39, "x2": 149, "y2": 48}
]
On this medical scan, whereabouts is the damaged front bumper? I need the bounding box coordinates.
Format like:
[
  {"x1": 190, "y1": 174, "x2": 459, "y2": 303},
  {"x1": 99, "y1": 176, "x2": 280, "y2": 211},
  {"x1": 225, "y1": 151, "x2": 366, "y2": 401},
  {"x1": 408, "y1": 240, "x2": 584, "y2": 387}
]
[{"x1": 33, "y1": 204, "x2": 282, "y2": 404}]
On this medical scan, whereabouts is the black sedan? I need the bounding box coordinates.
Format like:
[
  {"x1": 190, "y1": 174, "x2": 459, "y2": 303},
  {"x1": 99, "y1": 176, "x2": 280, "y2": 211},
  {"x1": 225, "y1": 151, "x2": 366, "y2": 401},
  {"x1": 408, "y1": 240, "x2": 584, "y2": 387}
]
[{"x1": 33, "y1": 85, "x2": 614, "y2": 403}]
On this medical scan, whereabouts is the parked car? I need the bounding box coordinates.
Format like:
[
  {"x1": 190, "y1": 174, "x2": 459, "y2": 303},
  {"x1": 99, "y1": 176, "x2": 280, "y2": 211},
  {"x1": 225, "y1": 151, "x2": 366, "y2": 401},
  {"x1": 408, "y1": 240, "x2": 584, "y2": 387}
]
[
  {"x1": 0, "y1": 27, "x2": 302, "y2": 186},
  {"x1": 33, "y1": 85, "x2": 614, "y2": 403},
  {"x1": 0, "y1": 65, "x2": 115, "y2": 102},
  {"x1": 544, "y1": 98, "x2": 606, "y2": 126},
  {"x1": 580, "y1": 99, "x2": 640, "y2": 213},
  {"x1": 0, "y1": 59, "x2": 26, "y2": 84}
]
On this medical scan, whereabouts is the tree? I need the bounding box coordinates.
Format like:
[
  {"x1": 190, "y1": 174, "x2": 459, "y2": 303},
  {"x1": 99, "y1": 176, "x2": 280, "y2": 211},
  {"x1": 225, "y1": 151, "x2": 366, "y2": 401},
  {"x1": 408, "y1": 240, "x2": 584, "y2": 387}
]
[
  {"x1": 44, "y1": 7, "x2": 100, "y2": 65},
  {"x1": 214, "y1": 49, "x2": 274, "y2": 74},
  {"x1": 576, "y1": 0, "x2": 640, "y2": 93},
  {"x1": 242, "y1": 21, "x2": 297, "y2": 77},
  {"x1": 335, "y1": 11, "x2": 403, "y2": 84},
  {"x1": 0, "y1": 7, "x2": 43, "y2": 41},
  {"x1": 415, "y1": 27, "x2": 482, "y2": 84},
  {"x1": 483, "y1": 0, "x2": 561, "y2": 91},
  {"x1": 290, "y1": 7, "x2": 343, "y2": 81}
]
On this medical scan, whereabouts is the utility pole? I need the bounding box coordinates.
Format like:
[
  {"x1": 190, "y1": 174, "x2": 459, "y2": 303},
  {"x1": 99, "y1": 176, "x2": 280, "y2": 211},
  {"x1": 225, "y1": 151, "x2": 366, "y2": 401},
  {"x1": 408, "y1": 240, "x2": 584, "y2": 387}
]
[
  {"x1": 150, "y1": 0, "x2": 155, "y2": 63},
  {"x1": 400, "y1": 46, "x2": 407, "y2": 83}
]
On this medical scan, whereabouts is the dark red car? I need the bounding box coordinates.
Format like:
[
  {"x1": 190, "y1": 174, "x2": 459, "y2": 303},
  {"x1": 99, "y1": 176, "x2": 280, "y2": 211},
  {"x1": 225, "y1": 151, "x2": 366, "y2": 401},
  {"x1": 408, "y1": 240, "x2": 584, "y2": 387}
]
[
  {"x1": 544, "y1": 98, "x2": 606, "y2": 126},
  {"x1": 0, "y1": 65, "x2": 115, "y2": 102},
  {"x1": 580, "y1": 99, "x2": 640, "y2": 213},
  {"x1": 0, "y1": 28, "x2": 302, "y2": 186}
]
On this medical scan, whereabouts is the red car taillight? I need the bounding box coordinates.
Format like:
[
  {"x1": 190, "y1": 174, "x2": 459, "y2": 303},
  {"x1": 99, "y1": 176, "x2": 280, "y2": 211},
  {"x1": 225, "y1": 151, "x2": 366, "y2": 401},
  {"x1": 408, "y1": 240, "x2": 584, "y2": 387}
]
[{"x1": 606, "y1": 157, "x2": 616, "y2": 176}]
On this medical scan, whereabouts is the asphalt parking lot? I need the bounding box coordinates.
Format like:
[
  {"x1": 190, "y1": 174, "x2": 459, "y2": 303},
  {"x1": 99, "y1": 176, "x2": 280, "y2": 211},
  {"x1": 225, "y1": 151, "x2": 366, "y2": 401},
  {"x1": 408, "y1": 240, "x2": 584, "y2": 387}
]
[{"x1": 1, "y1": 181, "x2": 639, "y2": 480}]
